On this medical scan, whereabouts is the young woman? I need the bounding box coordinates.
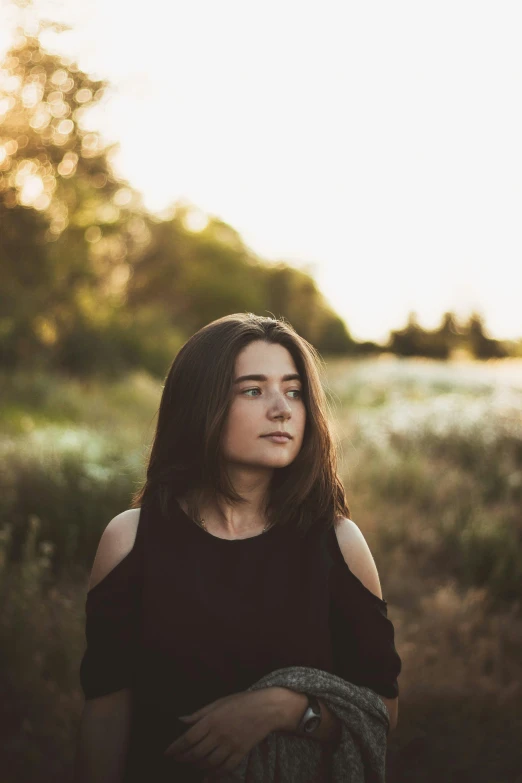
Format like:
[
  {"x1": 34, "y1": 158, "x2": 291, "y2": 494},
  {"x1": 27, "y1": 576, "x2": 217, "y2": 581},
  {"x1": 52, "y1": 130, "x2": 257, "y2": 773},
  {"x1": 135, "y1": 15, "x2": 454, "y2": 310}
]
[{"x1": 75, "y1": 313, "x2": 401, "y2": 782}]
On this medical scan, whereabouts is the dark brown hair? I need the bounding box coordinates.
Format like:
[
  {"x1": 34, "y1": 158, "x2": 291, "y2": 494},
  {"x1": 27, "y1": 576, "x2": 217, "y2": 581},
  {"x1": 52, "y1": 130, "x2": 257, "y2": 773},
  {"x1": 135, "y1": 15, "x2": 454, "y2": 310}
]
[{"x1": 131, "y1": 313, "x2": 350, "y2": 536}]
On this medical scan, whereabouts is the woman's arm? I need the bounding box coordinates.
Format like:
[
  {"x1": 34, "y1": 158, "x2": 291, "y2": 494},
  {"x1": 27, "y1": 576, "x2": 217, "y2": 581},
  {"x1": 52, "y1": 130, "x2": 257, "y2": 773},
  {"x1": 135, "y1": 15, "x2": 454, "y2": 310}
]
[
  {"x1": 76, "y1": 515, "x2": 139, "y2": 782},
  {"x1": 74, "y1": 689, "x2": 133, "y2": 783},
  {"x1": 333, "y1": 517, "x2": 400, "y2": 734}
]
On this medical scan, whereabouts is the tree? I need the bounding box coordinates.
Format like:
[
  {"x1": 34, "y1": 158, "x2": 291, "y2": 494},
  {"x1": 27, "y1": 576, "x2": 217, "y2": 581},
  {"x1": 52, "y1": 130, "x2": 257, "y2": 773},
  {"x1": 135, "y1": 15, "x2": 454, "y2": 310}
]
[
  {"x1": 466, "y1": 312, "x2": 507, "y2": 360},
  {"x1": 0, "y1": 27, "x2": 147, "y2": 372}
]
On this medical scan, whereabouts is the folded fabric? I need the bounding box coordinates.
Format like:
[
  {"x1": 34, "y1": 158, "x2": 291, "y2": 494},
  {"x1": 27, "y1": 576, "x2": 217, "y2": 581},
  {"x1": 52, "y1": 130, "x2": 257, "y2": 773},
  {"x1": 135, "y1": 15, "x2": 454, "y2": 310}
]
[{"x1": 203, "y1": 665, "x2": 390, "y2": 783}]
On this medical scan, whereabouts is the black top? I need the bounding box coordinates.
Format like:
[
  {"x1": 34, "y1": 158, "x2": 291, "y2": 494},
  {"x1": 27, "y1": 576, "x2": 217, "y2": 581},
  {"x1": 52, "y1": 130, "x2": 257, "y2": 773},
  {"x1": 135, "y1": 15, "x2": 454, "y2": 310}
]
[{"x1": 80, "y1": 493, "x2": 401, "y2": 782}]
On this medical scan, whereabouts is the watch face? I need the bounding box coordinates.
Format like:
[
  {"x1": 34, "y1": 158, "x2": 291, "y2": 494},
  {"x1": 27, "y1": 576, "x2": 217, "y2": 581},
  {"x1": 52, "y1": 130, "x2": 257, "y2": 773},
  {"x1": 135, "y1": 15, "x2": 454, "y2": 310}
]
[{"x1": 305, "y1": 716, "x2": 321, "y2": 733}]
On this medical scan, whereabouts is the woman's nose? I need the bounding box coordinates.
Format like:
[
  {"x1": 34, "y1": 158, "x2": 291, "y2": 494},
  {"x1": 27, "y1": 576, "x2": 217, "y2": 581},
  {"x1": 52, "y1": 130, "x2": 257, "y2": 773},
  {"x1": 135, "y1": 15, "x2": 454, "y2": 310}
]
[{"x1": 270, "y1": 393, "x2": 292, "y2": 415}]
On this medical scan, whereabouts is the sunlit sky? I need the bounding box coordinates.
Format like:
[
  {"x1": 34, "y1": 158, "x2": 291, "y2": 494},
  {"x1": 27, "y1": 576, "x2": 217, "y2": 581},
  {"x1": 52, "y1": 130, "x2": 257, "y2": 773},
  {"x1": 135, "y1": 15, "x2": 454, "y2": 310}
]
[{"x1": 1, "y1": 0, "x2": 521, "y2": 343}]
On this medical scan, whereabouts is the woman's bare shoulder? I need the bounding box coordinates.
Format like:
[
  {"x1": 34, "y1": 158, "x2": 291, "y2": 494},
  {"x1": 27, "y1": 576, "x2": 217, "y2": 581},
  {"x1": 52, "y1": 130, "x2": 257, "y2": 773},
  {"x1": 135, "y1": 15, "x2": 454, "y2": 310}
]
[
  {"x1": 332, "y1": 516, "x2": 384, "y2": 602},
  {"x1": 87, "y1": 508, "x2": 141, "y2": 592}
]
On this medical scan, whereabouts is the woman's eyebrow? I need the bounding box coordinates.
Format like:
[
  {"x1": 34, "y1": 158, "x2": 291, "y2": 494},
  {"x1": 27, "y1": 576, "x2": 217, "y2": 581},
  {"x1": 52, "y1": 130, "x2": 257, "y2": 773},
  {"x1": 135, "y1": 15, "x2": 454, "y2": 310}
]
[{"x1": 233, "y1": 373, "x2": 302, "y2": 384}]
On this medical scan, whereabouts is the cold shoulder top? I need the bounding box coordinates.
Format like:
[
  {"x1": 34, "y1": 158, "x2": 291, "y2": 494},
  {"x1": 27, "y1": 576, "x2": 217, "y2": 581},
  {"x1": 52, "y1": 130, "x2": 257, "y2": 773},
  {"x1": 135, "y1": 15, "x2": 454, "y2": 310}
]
[{"x1": 80, "y1": 493, "x2": 401, "y2": 782}]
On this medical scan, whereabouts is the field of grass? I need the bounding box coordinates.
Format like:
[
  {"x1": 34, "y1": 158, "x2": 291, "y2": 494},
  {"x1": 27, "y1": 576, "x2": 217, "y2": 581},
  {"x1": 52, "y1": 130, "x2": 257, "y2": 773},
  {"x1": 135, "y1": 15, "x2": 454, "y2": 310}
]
[{"x1": 1, "y1": 356, "x2": 521, "y2": 782}]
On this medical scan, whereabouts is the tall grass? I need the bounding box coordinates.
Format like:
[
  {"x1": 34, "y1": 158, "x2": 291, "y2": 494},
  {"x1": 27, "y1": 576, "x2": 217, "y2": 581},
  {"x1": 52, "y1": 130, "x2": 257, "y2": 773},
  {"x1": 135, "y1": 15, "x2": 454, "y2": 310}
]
[{"x1": 326, "y1": 356, "x2": 522, "y2": 608}]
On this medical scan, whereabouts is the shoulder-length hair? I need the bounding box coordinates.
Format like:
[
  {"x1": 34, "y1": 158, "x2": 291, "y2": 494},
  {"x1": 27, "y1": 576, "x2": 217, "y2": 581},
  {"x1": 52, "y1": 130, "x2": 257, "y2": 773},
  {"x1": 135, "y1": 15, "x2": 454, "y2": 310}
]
[{"x1": 131, "y1": 312, "x2": 350, "y2": 536}]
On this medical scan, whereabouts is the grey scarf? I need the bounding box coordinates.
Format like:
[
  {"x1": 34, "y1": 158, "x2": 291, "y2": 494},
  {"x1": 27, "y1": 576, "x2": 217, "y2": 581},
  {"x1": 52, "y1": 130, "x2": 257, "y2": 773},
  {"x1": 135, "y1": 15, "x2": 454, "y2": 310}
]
[{"x1": 206, "y1": 666, "x2": 389, "y2": 783}]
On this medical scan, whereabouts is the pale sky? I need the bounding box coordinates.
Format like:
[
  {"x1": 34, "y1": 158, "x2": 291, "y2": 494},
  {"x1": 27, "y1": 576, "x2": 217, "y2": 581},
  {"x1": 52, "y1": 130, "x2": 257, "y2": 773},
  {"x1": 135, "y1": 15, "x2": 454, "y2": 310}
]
[{"x1": 1, "y1": 0, "x2": 521, "y2": 343}]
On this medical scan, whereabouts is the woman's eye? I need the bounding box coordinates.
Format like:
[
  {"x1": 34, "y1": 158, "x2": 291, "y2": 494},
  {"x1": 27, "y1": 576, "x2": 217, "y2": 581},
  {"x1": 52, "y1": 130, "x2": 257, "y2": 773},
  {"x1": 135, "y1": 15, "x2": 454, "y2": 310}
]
[{"x1": 242, "y1": 388, "x2": 302, "y2": 398}]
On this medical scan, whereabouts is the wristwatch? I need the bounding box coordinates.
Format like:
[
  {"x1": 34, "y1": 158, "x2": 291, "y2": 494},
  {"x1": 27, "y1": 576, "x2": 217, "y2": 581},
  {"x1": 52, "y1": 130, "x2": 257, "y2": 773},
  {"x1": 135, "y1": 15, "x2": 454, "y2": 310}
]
[{"x1": 296, "y1": 693, "x2": 322, "y2": 734}]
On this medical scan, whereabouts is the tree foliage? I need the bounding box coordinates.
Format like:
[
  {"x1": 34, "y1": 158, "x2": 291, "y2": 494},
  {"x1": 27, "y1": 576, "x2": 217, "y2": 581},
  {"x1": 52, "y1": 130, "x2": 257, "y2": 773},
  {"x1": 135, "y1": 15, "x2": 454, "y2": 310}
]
[
  {"x1": 0, "y1": 27, "x2": 149, "y2": 372},
  {"x1": 388, "y1": 310, "x2": 508, "y2": 360}
]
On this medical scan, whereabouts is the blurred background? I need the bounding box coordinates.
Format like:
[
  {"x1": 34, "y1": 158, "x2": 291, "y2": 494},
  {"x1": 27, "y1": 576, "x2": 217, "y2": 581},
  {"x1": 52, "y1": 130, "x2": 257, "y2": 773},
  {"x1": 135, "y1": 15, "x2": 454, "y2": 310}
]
[{"x1": 0, "y1": 0, "x2": 521, "y2": 780}]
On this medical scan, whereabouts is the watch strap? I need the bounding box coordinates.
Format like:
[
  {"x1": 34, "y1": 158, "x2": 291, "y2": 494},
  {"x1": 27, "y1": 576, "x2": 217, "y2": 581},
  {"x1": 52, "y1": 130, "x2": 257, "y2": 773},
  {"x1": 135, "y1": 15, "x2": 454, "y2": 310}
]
[{"x1": 296, "y1": 693, "x2": 322, "y2": 734}]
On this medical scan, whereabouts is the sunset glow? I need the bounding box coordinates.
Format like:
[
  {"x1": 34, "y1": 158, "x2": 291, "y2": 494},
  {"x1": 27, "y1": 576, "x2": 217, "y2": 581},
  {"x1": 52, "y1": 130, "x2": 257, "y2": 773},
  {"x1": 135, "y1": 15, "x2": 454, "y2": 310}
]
[{"x1": 1, "y1": 0, "x2": 521, "y2": 343}]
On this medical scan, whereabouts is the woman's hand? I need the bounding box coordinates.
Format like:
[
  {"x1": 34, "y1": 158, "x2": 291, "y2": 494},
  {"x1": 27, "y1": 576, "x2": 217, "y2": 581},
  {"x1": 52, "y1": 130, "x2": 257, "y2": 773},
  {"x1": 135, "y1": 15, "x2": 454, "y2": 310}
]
[{"x1": 163, "y1": 689, "x2": 278, "y2": 776}]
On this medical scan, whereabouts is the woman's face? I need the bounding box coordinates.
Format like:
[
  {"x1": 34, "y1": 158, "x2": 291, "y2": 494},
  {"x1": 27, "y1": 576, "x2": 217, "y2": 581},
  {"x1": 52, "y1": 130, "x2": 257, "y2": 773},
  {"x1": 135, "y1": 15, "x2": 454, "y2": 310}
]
[{"x1": 221, "y1": 340, "x2": 307, "y2": 471}]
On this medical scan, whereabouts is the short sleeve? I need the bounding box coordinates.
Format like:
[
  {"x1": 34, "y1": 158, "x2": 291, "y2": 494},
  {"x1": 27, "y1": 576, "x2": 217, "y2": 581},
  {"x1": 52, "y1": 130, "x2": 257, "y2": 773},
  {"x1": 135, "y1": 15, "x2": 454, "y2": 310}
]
[
  {"x1": 79, "y1": 523, "x2": 143, "y2": 700},
  {"x1": 325, "y1": 526, "x2": 402, "y2": 699}
]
